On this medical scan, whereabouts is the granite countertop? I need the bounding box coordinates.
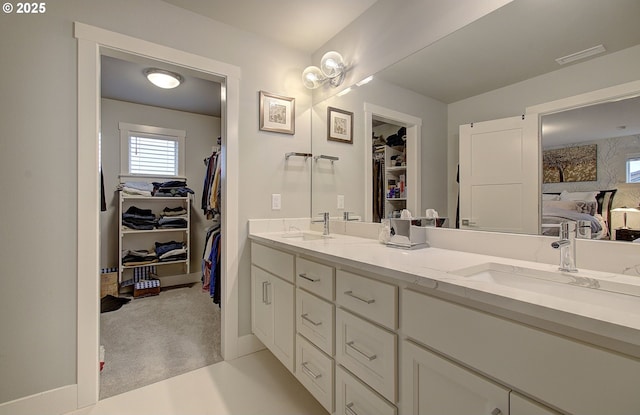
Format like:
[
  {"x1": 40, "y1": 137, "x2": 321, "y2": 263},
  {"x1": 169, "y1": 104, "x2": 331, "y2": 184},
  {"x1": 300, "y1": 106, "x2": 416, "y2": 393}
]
[{"x1": 249, "y1": 231, "x2": 640, "y2": 353}]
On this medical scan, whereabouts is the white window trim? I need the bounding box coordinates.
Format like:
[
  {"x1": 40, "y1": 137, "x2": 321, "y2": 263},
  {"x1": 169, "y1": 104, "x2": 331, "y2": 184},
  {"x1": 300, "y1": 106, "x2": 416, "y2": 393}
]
[
  {"x1": 119, "y1": 122, "x2": 186, "y2": 181},
  {"x1": 625, "y1": 152, "x2": 640, "y2": 184}
]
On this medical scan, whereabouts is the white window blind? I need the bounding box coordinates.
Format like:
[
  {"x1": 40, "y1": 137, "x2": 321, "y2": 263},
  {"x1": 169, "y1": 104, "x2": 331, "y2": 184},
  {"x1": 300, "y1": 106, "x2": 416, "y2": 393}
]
[{"x1": 129, "y1": 134, "x2": 179, "y2": 176}]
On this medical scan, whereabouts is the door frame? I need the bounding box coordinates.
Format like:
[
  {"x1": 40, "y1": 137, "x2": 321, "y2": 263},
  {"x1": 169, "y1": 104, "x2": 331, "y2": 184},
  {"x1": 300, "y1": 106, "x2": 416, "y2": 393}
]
[
  {"x1": 75, "y1": 22, "x2": 241, "y2": 407},
  {"x1": 363, "y1": 103, "x2": 422, "y2": 222}
]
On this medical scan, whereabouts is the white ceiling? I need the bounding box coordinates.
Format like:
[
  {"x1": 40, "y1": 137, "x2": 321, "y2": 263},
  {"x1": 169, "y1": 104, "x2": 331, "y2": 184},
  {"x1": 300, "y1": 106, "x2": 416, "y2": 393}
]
[{"x1": 160, "y1": 0, "x2": 379, "y2": 53}]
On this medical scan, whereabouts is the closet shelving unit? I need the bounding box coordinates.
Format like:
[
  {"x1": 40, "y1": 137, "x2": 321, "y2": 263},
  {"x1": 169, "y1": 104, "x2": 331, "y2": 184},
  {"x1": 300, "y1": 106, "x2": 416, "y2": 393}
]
[
  {"x1": 384, "y1": 144, "x2": 407, "y2": 218},
  {"x1": 118, "y1": 193, "x2": 191, "y2": 287}
]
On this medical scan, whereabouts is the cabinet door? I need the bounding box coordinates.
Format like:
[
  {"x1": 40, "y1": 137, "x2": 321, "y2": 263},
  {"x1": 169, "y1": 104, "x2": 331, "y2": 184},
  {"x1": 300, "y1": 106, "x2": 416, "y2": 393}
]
[
  {"x1": 251, "y1": 265, "x2": 273, "y2": 347},
  {"x1": 401, "y1": 340, "x2": 508, "y2": 415},
  {"x1": 511, "y1": 392, "x2": 560, "y2": 415},
  {"x1": 271, "y1": 272, "x2": 294, "y2": 372}
]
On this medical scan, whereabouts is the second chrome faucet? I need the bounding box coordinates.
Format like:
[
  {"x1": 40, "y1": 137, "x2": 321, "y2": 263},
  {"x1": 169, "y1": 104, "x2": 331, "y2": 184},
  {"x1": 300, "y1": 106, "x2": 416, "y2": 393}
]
[{"x1": 551, "y1": 221, "x2": 578, "y2": 272}]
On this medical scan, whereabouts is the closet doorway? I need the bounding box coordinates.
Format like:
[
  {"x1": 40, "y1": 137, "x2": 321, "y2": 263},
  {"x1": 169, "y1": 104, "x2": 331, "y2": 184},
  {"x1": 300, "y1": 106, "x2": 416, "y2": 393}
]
[
  {"x1": 76, "y1": 23, "x2": 242, "y2": 407},
  {"x1": 98, "y1": 50, "x2": 224, "y2": 398}
]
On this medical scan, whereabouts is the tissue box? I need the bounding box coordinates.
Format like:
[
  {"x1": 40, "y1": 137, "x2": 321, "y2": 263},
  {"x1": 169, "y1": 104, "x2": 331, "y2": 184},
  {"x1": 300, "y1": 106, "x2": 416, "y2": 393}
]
[{"x1": 387, "y1": 217, "x2": 430, "y2": 249}]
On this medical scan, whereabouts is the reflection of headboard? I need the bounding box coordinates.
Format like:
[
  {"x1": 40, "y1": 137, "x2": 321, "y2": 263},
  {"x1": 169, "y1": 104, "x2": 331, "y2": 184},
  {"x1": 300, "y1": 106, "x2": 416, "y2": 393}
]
[{"x1": 543, "y1": 189, "x2": 617, "y2": 237}]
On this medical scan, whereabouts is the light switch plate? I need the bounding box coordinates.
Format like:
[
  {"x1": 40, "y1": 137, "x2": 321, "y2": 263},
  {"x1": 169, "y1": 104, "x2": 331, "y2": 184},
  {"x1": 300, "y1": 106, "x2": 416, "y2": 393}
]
[
  {"x1": 337, "y1": 194, "x2": 345, "y2": 209},
  {"x1": 272, "y1": 194, "x2": 281, "y2": 210}
]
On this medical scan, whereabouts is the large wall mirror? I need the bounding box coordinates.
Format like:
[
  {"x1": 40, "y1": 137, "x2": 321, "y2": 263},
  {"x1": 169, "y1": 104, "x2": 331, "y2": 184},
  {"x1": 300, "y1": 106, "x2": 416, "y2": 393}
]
[{"x1": 310, "y1": 0, "x2": 640, "y2": 244}]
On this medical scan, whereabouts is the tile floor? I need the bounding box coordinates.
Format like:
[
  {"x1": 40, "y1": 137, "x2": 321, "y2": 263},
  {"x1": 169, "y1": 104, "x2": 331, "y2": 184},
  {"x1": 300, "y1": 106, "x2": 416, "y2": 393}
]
[{"x1": 66, "y1": 350, "x2": 328, "y2": 415}]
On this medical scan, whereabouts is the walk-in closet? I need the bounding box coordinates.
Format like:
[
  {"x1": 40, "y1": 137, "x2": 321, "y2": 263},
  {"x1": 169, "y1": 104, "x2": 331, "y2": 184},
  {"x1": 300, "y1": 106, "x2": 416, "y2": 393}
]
[{"x1": 98, "y1": 53, "x2": 224, "y2": 399}]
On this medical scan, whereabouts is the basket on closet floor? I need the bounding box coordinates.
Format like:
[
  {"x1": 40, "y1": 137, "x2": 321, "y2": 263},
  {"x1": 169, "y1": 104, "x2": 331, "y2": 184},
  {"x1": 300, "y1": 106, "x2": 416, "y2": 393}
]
[{"x1": 133, "y1": 278, "x2": 160, "y2": 298}]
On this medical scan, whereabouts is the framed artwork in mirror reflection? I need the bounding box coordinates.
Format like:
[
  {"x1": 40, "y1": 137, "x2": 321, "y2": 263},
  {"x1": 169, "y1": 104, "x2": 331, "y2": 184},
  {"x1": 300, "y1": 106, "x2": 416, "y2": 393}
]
[
  {"x1": 259, "y1": 91, "x2": 295, "y2": 134},
  {"x1": 327, "y1": 106, "x2": 353, "y2": 144}
]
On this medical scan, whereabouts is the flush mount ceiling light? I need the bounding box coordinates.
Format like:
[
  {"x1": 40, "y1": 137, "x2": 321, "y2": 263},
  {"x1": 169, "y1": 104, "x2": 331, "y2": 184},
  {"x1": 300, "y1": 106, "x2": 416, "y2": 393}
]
[
  {"x1": 302, "y1": 51, "x2": 347, "y2": 89},
  {"x1": 555, "y1": 44, "x2": 606, "y2": 65},
  {"x1": 144, "y1": 68, "x2": 183, "y2": 89}
]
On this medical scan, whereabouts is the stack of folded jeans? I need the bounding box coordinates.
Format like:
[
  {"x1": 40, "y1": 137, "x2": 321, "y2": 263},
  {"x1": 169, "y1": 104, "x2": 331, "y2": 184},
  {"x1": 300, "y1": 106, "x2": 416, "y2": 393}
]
[
  {"x1": 155, "y1": 240, "x2": 187, "y2": 262},
  {"x1": 122, "y1": 206, "x2": 157, "y2": 230},
  {"x1": 157, "y1": 206, "x2": 188, "y2": 229},
  {"x1": 157, "y1": 216, "x2": 188, "y2": 229},
  {"x1": 153, "y1": 180, "x2": 195, "y2": 197}
]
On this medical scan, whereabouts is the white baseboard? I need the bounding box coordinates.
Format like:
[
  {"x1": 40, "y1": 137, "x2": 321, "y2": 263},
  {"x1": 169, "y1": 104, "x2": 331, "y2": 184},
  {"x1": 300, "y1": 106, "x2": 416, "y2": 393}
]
[
  {"x1": 237, "y1": 333, "x2": 265, "y2": 357},
  {"x1": 0, "y1": 384, "x2": 77, "y2": 415}
]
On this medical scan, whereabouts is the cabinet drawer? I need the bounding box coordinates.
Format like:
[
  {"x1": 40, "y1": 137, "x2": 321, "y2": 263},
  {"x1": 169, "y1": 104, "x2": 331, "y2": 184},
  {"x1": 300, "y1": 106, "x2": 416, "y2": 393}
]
[
  {"x1": 336, "y1": 270, "x2": 398, "y2": 330},
  {"x1": 335, "y1": 308, "x2": 397, "y2": 403},
  {"x1": 402, "y1": 289, "x2": 640, "y2": 415},
  {"x1": 296, "y1": 288, "x2": 334, "y2": 355},
  {"x1": 296, "y1": 257, "x2": 334, "y2": 300},
  {"x1": 335, "y1": 365, "x2": 396, "y2": 415},
  {"x1": 296, "y1": 334, "x2": 334, "y2": 413},
  {"x1": 251, "y1": 242, "x2": 294, "y2": 283}
]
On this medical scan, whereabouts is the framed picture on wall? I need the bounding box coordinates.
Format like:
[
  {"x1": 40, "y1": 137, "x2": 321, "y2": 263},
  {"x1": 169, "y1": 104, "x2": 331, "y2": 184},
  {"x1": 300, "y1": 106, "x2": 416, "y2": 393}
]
[
  {"x1": 259, "y1": 91, "x2": 295, "y2": 134},
  {"x1": 327, "y1": 106, "x2": 353, "y2": 144}
]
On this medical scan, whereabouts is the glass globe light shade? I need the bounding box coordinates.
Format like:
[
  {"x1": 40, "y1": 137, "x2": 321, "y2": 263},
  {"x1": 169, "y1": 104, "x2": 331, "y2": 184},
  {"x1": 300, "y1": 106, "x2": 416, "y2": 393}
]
[
  {"x1": 145, "y1": 69, "x2": 183, "y2": 89},
  {"x1": 302, "y1": 66, "x2": 325, "y2": 89},
  {"x1": 320, "y1": 51, "x2": 345, "y2": 78}
]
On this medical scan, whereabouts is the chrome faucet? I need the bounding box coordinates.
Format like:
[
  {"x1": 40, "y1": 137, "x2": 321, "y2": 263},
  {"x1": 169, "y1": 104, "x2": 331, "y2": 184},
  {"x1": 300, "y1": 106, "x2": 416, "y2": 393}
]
[
  {"x1": 551, "y1": 221, "x2": 578, "y2": 272},
  {"x1": 312, "y1": 212, "x2": 330, "y2": 235},
  {"x1": 343, "y1": 211, "x2": 358, "y2": 221}
]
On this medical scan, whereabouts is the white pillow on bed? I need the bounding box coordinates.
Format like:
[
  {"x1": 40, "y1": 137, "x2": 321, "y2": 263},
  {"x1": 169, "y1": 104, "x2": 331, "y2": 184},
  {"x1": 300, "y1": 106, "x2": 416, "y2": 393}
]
[
  {"x1": 542, "y1": 194, "x2": 560, "y2": 201},
  {"x1": 543, "y1": 200, "x2": 581, "y2": 211},
  {"x1": 560, "y1": 190, "x2": 598, "y2": 202}
]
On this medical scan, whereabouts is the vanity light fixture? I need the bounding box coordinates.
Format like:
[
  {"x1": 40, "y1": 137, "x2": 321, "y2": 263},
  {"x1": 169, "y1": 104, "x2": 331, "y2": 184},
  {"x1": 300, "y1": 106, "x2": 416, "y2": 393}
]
[
  {"x1": 144, "y1": 68, "x2": 183, "y2": 89},
  {"x1": 302, "y1": 51, "x2": 347, "y2": 89},
  {"x1": 555, "y1": 44, "x2": 606, "y2": 65}
]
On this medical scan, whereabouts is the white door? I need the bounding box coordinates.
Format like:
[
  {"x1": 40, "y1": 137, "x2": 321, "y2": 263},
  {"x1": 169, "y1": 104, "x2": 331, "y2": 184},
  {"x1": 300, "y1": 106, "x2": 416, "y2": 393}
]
[
  {"x1": 459, "y1": 115, "x2": 539, "y2": 234},
  {"x1": 401, "y1": 340, "x2": 509, "y2": 415},
  {"x1": 251, "y1": 266, "x2": 273, "y2": 347}
]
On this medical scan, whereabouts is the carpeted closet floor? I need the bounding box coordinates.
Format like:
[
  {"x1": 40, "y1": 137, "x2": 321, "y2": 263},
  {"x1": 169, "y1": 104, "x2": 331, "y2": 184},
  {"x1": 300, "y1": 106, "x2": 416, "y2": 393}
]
[{"x1": 100, "y1": 283, "x2": 222, "y2": 399}]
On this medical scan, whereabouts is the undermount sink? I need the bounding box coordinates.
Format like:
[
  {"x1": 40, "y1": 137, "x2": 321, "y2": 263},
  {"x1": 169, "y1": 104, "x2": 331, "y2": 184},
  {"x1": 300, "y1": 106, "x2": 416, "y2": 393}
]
[
  {"x1": 281, "y1": 231, "x2": 333, "y2": 241},
  {"x1": 452, "y1": 262, "x2": 640, "y2": 314}
]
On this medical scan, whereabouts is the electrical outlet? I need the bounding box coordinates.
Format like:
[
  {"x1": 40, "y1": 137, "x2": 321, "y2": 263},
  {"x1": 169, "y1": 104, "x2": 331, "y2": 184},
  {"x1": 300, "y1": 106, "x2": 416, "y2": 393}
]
[
  {"x1": 271, "y1": 194, "x2": 281, "y2": 210},
  {"x1": 337, "y1": 194, "x2": 345, "y2": 209}
]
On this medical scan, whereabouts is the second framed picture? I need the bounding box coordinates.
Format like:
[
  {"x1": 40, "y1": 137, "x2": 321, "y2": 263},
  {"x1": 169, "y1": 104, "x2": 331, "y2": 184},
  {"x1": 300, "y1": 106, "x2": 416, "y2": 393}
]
[{"x1": 327, "y1": 106, "x2": 353, "y2": 144}]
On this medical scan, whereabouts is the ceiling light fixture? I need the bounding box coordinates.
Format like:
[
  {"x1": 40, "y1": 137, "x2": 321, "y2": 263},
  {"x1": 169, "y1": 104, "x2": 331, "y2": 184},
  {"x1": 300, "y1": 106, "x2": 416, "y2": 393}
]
[
  {"x1": 302, "y1": 51, "x2": 347, "y2": 89},
  {"x1": 144, "y1": 68, "x2": 183, "y2": 89},
  {"x1": 555, "y1": 44, "x2": 606, "y2": 65}
]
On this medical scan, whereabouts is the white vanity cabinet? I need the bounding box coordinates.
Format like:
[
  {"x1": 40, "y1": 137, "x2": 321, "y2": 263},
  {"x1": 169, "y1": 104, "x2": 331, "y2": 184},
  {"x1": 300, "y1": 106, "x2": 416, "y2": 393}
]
[
  {"x1": 402, "y1": 288, "x2": 640, "y2": 415},
  {"x1": 250, "y1": 244, "x2": 295, "y2": 372},
  {"x1": 249, "y1": 236, "x2": 640, "y2": 415}
]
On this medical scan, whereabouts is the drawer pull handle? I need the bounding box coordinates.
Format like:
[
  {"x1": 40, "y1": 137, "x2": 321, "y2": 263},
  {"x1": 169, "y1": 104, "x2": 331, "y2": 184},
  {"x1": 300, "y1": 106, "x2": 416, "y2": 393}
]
[
  {"x1": 301, "y1": 362, "x2": 322, "y2": 379},
  {"x1": 301, "y1": 313, "x2": 322, "y2": 326},
  {"x1": 345, "y1": 402, "x2": 359, "y2": 415},
  {"x1": 491, "y1": 409, "x2": 502, "y2": 415},
  {"x1": 346, "y1": 340, "x2": 377, "y2": 361},
  {"x1": 299, "y1": 273, "x2": 320, "y2": 282},
  {"x1": 344, "y1": 290, "x2": 375, "y2": 304}
]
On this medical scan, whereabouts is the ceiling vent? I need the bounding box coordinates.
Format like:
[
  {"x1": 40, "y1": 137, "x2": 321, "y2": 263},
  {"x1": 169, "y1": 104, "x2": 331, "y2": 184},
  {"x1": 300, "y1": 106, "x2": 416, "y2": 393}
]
[{"x1": 555, "y1": 44, "x2": 606, "y2": 65}]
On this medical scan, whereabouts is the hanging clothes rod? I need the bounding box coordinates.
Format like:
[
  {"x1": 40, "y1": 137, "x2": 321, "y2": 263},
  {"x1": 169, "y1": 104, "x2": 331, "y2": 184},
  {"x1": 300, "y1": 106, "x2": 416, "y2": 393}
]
[
  {"x1": 314, "y1": 154, "x2": 339, "y2": 163},
  {"x1": 285, "y1": 152, "x2": 312, "y2": 160}
]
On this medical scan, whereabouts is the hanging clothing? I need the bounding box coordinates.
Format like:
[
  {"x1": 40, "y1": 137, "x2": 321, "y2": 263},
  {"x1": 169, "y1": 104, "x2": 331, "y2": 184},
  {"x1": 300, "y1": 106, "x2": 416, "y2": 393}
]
[{"x1": 202, "y1": 148, "x2": 221, "y2": 219}]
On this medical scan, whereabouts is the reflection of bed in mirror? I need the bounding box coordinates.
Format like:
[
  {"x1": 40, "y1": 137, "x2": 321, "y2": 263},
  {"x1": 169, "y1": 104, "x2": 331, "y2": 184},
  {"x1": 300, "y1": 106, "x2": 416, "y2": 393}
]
[{"x1": 541, "y1": 190, "x2": 617, "y2": 239}]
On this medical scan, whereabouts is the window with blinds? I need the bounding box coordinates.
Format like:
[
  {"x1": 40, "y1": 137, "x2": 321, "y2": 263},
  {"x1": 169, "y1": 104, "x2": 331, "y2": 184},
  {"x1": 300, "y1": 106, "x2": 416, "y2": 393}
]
[
  {"x1": 129, "y1": 134, "x2": 179, "y2": 176},
  {"x1": 119, "y1": 122, "x2": 186, "y2": 179}
]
